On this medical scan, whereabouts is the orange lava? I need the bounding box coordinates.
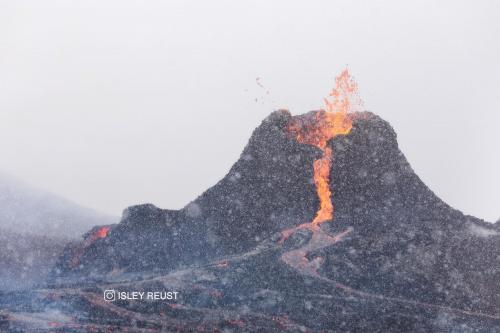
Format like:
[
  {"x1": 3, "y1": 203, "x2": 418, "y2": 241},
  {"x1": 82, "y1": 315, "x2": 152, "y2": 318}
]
[
  {"x1": 279, "y1": 70, "x2": 361, "y2": 278},
  {"x1": 281, "y1": 227, "x2": 352, "y2": 276},
  {"x1": 287, "y1": 69, "x2": 361, "y2": 227},
  {"x1": 90, "y1": 226, "x2": 110, "y2": 241},
  {"x1": 70, "y1": 226, "x2": 110, "y2": 268},
  {"x1": 311, "y1": 147, "x2": 333, "y2": 226}
]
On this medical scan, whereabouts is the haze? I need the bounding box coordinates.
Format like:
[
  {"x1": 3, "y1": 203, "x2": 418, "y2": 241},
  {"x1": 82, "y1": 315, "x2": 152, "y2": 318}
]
[{"x1": 0, "y1": 0, "x2": 498, "y2": 222}]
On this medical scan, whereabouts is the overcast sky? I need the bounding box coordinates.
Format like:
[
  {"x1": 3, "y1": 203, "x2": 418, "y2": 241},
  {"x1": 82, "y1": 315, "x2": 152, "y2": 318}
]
[{"x1": 0, "y1": 0, "x2": 498, "y2": 222}]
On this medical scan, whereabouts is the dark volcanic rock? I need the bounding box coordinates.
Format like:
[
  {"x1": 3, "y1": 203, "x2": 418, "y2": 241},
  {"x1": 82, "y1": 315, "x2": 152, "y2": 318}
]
[
  {"x1": 324, "y1": 113, "x2": 500, "y2": 314},
  {"x1": 10, "y1": 110, "x2": 498, "y2": 332},
  {"x1": 53, "y1": 110, "x2": 322, "y2": 277}
]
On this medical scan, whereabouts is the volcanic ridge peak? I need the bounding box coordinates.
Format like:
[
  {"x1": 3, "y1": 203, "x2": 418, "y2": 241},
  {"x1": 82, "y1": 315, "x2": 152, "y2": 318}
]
[
  {"x1": 52, "y1": 108, "x2": 430, "y2": 278},
  {"x1": 27, "y1": 108, "x2": 500, "y2": 333}
]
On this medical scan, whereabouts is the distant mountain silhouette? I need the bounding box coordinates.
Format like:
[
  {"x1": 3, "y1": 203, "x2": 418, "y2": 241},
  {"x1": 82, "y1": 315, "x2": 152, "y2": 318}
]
[
  {"x1": 0, "y1": 173, "x2": 118, "y2": 239},
  {"x1": 0, "y1": 227, "x2": 67, "y2": 290}
]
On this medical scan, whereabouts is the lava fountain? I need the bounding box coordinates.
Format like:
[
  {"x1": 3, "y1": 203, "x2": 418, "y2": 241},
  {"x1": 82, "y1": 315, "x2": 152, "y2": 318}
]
[
  {"x1": 286, "y1": 69, "x2": 362, "y2": 230},
  {"x1": 279, "y1": 69, "x2": 362, "y2": 276}
]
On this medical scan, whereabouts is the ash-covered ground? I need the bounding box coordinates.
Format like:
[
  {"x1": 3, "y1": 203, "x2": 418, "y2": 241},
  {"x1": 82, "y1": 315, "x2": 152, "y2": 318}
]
[{"x1": 1, "y1": 110, "x2": 500, "y2": 332}]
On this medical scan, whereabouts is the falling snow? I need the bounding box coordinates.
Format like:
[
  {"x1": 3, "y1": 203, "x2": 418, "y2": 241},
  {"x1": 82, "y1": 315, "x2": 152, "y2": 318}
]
[{"x1": 1, "y1": 109, "x2": 499, "y2": 332}]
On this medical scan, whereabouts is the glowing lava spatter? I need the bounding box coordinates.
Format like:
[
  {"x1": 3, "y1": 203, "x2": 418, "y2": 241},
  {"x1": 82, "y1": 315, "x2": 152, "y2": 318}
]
[
  {"x1": 70, "y1": 226, "x2": 110, "y2": 268},
  {"x1": 90, "y1": 226, "x2": 110, "y2": 241},
  {"x1": 287, "y1": 69, "x2": 362, "y2": 228},
  {"x1": 279, "y1": 69, "x2": 361, "y2": 278}
]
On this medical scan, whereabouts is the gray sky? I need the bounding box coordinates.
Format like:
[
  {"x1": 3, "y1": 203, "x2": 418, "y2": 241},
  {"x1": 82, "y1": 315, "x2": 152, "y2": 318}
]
[{"x1": 0, "y1": 0, "x2": 498, "y2": 222}]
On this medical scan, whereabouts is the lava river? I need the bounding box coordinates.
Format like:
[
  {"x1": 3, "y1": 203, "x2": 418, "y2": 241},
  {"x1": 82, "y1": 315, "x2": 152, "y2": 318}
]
[{"x1": 280, "y1": 69, "x2": 362, "y2": 277}]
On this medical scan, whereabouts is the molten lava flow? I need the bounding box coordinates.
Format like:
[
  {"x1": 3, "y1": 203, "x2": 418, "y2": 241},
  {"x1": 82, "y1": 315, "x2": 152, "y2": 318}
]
[
  {"x1": 312, "y1": 147, "x2": 333, "y2": 226},
  {"x1": 70, "y1": 226, "x2": 111, "y2": 268},
  {"x1": 90, "y1": 226, "x2": 110, "y2": 242},
  {"x1": 287, "y1": 69, "x2": 361, "y2": 228},
  {"x1": 280, "y1": 70, "x2": 361, "y2": 281}
]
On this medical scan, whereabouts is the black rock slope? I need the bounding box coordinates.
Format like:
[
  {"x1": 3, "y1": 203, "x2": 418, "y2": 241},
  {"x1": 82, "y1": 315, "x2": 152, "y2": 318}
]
[
  {"x1": 3, "y1": 110, "x2": 500, "y2": 332},
  {"x1": 54, "y1": 110, "x2": 322, "y2": 275}
]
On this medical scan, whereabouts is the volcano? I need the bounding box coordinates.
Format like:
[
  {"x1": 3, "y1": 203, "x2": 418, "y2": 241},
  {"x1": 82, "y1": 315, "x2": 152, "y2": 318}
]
[{"x1": 2, "y1": 75, "x2": 500, "y2": 332}]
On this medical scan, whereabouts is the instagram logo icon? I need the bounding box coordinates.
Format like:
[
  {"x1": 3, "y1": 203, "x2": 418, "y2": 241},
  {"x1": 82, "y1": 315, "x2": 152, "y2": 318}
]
[{"x1": 103, "y1": 290, "x2": 116, "y2": 302}]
